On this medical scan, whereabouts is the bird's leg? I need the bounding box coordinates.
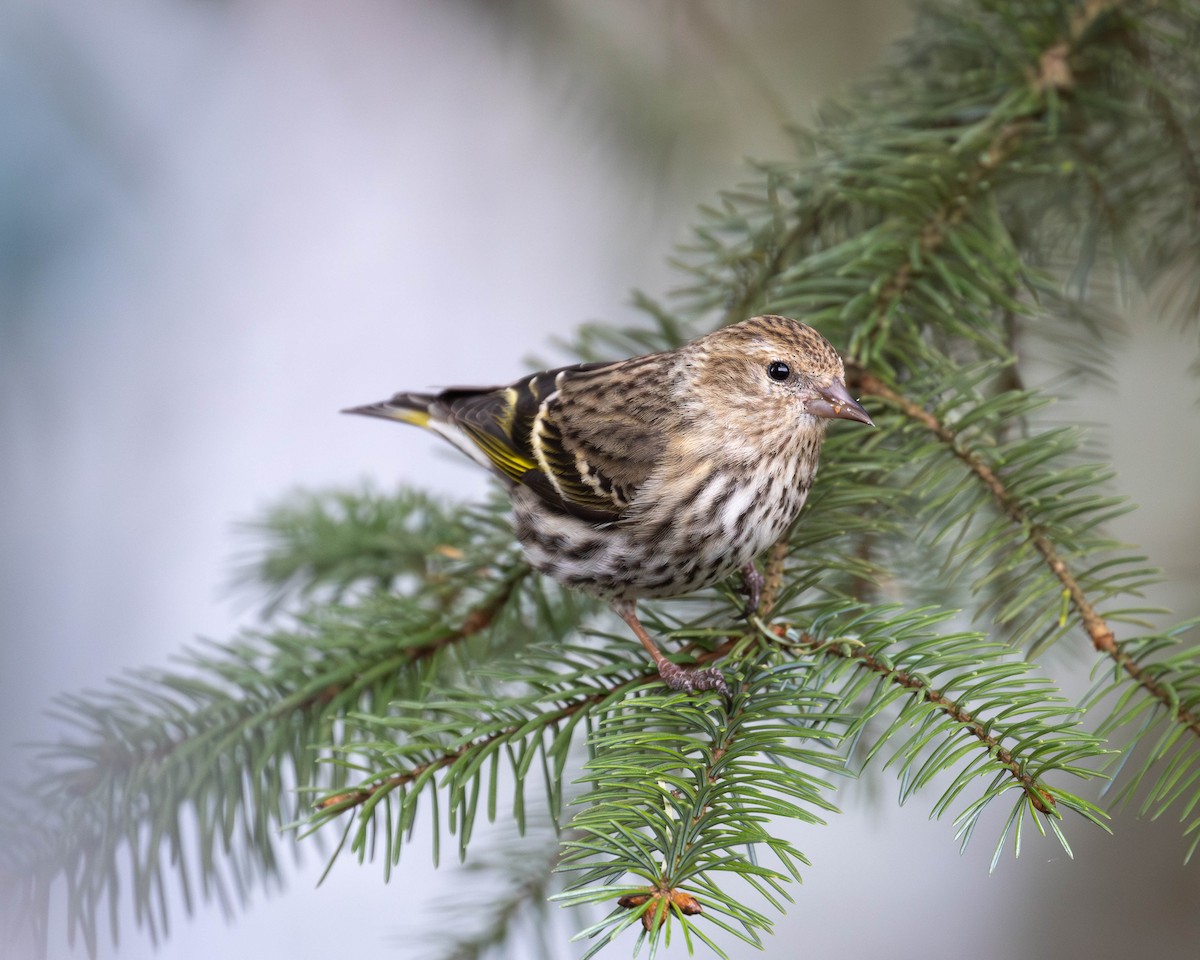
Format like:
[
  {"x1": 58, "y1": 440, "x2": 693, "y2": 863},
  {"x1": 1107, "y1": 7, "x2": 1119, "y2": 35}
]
[
  {"x1": 612, "y1": 600, "x2": 729, "y2": 697},
  {"x1": 740, "y1": 561, "x2": 764, "y2": 617}
]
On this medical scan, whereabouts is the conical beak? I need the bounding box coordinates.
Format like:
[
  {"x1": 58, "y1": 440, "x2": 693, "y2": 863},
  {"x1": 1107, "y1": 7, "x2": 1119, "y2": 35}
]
[{"x1": 808, "y1": 379, "x2": 873, "y2": 426}]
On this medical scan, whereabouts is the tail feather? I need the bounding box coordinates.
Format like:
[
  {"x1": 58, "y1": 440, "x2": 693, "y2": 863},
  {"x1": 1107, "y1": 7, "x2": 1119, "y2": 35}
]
[
  {"x1": 344, "y1": 388, "x2": 505, "y2": 474},
  {"x1": 342, "y1": 392, "x2": 438, "y2": 427}
]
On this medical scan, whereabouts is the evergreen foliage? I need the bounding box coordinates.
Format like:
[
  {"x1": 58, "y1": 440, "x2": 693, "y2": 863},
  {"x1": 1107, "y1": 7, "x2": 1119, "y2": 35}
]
[{"x1": 5, "y1": 1, "x2": 1200, "y2": 956}]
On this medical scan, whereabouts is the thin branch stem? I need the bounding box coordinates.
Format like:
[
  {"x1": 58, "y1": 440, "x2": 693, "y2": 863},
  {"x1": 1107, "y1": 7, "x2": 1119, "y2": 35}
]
[{"x1": 758, "y1": 537, "x2": 790, "y2": 618}]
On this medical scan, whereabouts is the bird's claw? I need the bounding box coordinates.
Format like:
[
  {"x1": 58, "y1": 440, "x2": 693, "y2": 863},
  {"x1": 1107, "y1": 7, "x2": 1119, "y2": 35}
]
[{"x1": 657, "y1": 661, "x2": 730, "y2": 698}]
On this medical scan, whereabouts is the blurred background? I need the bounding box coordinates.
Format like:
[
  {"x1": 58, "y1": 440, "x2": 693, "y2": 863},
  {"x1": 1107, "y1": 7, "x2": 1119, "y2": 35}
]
[{"x1": 2, "y1": 1, "x2": 1199, "y2": 958}]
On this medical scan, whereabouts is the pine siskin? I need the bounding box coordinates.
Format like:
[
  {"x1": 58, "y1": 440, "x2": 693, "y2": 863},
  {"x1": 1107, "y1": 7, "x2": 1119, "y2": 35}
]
[{"x1": 345, "y1": 315, "x2": 872, "y2": 694}]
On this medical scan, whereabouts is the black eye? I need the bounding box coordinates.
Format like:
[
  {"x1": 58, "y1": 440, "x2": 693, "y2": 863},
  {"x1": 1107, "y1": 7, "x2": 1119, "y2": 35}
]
[{"x1": 767, "y1": 361, "x2": 791, "y2": 382}]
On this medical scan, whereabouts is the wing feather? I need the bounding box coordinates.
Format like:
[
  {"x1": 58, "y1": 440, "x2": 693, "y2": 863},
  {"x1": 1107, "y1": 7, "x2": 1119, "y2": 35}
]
[{"x1": 438, "y1": 356, "x2": 670, "y2": 523}]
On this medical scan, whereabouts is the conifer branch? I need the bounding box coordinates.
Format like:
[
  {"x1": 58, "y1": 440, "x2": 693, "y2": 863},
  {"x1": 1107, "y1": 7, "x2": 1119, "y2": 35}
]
[
  {"x1": 853, "y1": 369, "x2": 1200, "y2": 746},
  {"x1": 315, "y1": 628, "x2": 749, "y2": 818},
  {"x1": 416, "y1": 566, "x2": 532, "y2": 658},
  {"x1": 772, "y1": 624, "x2": 1056, "y2": 813},
  {"x1": 841, "y1": 5, "x2": 1116, "y2": 366},
  {"x1": 859, "y1": 118, "x2": 1026, "y2": 356},
  {"x1": 315, "y1": 676, "x2": 642, "y2": 816},
  {"x1": 557, "y1": 654, "x2": 844, "y2": 955},
  {"x1": 1, "y1": 516, "x2": 541, "y2": 956},
  {"x1": 74, "y1": 565, "x2": 531, "y2": 799},
  {"x1": 7, "y1": 2, "x2": 1200, "y2": 955},
  {"x1": 610, "y1": 689, "x2": 769, "y2": 937},
  {"x1": 852, "y1": 368, "x2": 1116, "y2": 657}
]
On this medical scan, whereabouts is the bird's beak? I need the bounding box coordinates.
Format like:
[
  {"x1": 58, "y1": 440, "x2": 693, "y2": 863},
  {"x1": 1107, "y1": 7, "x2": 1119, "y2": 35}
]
[{"x1": 807, "y1": 379, "x2": 874, "y2": 426}]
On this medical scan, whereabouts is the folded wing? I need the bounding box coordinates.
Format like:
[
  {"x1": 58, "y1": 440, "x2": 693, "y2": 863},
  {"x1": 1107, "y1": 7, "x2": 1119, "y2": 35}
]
[{"x1": 439, "y1": 357, "x2": 668, "y2": 524}]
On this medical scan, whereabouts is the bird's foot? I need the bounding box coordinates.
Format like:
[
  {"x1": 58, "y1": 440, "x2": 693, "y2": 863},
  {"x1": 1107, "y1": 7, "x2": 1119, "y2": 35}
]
[
  {"x1": 740, "y1": 562, "x2": 765, "y2": 617},
  {"x1": 657, "y1": 660, "x2": 730, "y2": 698}
]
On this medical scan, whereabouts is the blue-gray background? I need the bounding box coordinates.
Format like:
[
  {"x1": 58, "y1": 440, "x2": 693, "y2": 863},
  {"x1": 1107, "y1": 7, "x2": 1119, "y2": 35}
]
[{"x1": 3, "y1": 2, "x2": 1199, "y2": 958}]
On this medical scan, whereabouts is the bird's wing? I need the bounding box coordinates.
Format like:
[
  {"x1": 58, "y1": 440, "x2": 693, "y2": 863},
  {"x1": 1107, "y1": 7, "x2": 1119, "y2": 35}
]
[{"x1": 441, "y1": 356, "x2": 668, "y2": 523}]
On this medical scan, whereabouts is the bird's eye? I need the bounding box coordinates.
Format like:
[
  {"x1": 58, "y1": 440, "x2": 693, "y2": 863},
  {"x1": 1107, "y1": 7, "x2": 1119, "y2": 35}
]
[{"x1": 767, "y1": 361, "x2": 791, "y2": 382}]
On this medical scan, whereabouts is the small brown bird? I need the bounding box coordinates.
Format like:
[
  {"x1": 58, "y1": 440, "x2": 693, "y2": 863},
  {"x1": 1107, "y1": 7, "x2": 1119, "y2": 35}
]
[{"x1": 345, "y1": 315, "x2": 872, "y2": 694}]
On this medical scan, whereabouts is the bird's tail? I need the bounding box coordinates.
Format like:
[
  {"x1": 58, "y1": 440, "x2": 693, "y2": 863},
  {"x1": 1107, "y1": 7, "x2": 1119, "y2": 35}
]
[
  {"x1": 344, "y1": 386, "x2": 518, "y2": 477},
  {"x1": 341, "y1": 392, "x2": 439, "y2": 428}
]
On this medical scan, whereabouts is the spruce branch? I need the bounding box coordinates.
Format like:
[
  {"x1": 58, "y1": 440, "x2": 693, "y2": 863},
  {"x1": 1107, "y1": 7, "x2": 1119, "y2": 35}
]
[
  {"x1": 771, "y1": 624, "x2": 1059, "y2": 815},
  {"x1": 0, "y1": 499, "x2": 543, "y2": 955},
  {"x1": 234, "y1": 487, "x2": 485, "y2": 614},
  {"x1": 847, "y1": 98, "x2": 1031, "y2": 368},
  {"x1": 760, "y1": 603, "x2": 1108, "y2": 861},
  {"x1": 555, "y1": 603, "x2": 1108, "y2": 954},
  {"x1": 555, "y1": 652, "x2": 845, "y2": 959},
  {"x1": 853, "y1": 369, "x2": 1200, "y2": 749},
  {"x1": 1080, "y1": 619, "x2": 1200, "y2": 859},
  {"x1": 310, "y1": 664, "x2": 641, "y2": 821},
  {"x1": 834, "y1": 366, "x2": 1200, "y2": 852},
  {"x1": 852, "y1": 369, "x2": 1118, "y2": 656},
  {"x1": 7, "y1": 1, "x2": 1200, "y2": 956},
  {"x1": 307, "y1": 630, "x2": 752, "y2": 851}
]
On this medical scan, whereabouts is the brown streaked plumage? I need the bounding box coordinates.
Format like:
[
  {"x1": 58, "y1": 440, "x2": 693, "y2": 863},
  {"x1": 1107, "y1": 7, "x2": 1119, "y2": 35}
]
[{"x1": 345, "y1": 315, "x2": 872, "y2": 694}]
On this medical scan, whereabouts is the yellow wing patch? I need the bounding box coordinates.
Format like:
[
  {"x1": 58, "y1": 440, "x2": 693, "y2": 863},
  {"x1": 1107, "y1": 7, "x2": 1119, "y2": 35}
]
[{"x1": 464, "y1": 426, "x2": 536, "y2": 482}]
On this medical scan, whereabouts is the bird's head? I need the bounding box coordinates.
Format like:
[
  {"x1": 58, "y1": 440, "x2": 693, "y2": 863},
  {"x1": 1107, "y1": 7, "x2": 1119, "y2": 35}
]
[{"x1": 688, "y1": 315, "x2": 873, "y2": 431}]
